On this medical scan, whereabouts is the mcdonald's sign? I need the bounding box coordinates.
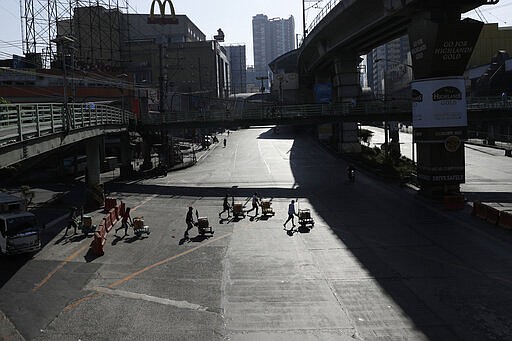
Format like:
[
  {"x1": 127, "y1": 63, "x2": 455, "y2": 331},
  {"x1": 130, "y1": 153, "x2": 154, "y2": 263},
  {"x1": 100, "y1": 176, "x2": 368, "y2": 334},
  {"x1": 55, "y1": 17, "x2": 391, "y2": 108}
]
[{"x1": 148, "y1": 0, "x2": 179, "y2": 25}]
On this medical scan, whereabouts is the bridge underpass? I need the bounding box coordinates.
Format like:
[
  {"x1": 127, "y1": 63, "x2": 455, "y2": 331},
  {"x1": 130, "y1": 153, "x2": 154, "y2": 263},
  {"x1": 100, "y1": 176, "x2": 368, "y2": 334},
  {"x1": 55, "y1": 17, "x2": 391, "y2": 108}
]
[
  {"x1": 1, "y1": 96, "x2": 511, "y2": 204},
  {"x1": 0, "y1": 103, "x2": 133, "y2": 208},
  {"x1": 277, "y1": 0, "x2": 501, "y2": 197}
]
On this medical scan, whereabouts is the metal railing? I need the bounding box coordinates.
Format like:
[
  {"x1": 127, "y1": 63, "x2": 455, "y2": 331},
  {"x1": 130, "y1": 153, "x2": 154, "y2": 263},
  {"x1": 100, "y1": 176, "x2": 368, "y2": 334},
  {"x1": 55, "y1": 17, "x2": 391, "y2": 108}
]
[
  {"x1": 467, "y1": 96, "x2": 512, "y2": 110},
  {"x1": 306, "y1": 0, "x2": 343, "y2": 39},
  {"x1": 141, "y1": 100, "x2": 414, "y2": 125},
  {"x1": 1, "y1": 97, "x2": 510, "y2": 147},
  {"x1": 0, "y1": 103, "x2": 133, "y2": 147}
]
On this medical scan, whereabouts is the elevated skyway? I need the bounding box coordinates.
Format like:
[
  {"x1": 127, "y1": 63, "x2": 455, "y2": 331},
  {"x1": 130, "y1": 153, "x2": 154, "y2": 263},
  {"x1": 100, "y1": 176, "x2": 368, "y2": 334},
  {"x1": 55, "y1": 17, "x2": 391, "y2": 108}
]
[
  {"x1": 300, "y1": 0, "x2": 497, "y2": 72},
  {"x1": 0, "y1": 103, "x2": 133, "y2": 168}
]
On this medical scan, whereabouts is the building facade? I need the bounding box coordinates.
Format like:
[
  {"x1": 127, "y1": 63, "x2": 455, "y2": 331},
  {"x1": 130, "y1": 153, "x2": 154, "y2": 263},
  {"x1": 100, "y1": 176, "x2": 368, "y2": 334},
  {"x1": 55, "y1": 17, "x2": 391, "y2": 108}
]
[
  {"x1": 367, "y1": 35, "x2": 411, "y2": 99},
  {"x1": 225, "y1": 45, "x2": 247, "y2": 94},
  {"x1": 251, "y1": 14, "x2": 295, "y2": 89}
]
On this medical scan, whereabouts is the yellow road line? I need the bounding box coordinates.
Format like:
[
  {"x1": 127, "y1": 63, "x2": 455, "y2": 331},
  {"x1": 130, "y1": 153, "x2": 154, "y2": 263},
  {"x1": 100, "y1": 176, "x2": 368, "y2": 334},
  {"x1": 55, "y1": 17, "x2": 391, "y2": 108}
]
[
  {"x1": 108, "y1": 233, "x2": 231, "y2": 288},
  {"x1": 63, "y1": 292, "x2": 101, "y2": 312},
  {"x1": 64, "y1": 233, "x2": 232, "y2": 312},
  {"x1": 33, "y1": 195, "x2": 158, "y2": 292},
  {"x1": 32, "y1": 243, "x2": 90, "y2": 292}
]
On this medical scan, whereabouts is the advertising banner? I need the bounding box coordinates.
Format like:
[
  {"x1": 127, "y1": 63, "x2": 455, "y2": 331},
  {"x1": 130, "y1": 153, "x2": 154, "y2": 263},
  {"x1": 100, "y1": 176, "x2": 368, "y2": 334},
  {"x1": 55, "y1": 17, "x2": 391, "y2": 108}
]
[
  {"x1": 412, "y1": 77, "x2": 467, "y2": 129},
  {"x1": 408, "y1": 19, "x2": 483, "y2": 79},
  {"x1": 314, "y1": 83, "x2": 333, "y2": 104}
]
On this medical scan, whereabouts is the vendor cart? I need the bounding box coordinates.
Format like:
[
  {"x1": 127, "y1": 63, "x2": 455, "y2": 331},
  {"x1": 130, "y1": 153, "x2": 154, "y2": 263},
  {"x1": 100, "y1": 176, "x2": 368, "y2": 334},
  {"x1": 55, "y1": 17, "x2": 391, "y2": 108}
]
[
  {"x1": 196, "y1": 216, "x2": 214, "y2": 235},
  {"x1": 298, "y1": 209, "x2": 314, "y2": 228},
  {"x1": 132, "y1": 217, "x2": 150, "y2": 237},
  {"x1": 260, "y1": 199, "x2": 274, "y2": 216},
  {"x1": 232, "y1": 202, "x2": 245, "y2": 218},
  {"x1": 80, "y1": 215, "x2": 96, "y2": 236}
]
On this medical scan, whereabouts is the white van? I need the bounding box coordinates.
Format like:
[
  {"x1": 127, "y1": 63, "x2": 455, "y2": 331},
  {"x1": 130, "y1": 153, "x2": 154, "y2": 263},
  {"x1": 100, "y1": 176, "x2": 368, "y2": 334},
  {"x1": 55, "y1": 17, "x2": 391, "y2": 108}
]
[
  {"x1": 0, "y1": 193, "x2": 41, "y2": 255},
  {"x1": 0, "y1": 211, "x2": 41, "y2": 255},
  {"x1": 63, "y1": 155, "x2": 87, "y2": 176}
]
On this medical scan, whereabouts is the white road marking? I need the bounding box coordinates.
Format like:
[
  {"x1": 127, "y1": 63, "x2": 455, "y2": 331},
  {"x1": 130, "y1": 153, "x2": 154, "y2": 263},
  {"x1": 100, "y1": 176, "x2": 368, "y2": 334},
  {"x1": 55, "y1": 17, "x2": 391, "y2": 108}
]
[
  {"x1": 94, "y1": 286, "x2": 209, "y2": 311},
  {"x1": 257, "y1": 140, "x2": 272, "y2": 175}
]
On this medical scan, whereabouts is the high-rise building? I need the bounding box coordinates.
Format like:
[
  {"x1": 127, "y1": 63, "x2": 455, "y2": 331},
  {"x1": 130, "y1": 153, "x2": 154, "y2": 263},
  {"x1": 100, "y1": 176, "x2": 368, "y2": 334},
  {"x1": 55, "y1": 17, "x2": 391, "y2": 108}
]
[
  {"x1": 225, "y1": 45, "x2": 247, "y2": 94},
  {"x1": 367, "y1": 35, "x2": 411, "y2": 99},
  {"x1": 251, "y1": 14, "x2": 295, "y2": 88}
]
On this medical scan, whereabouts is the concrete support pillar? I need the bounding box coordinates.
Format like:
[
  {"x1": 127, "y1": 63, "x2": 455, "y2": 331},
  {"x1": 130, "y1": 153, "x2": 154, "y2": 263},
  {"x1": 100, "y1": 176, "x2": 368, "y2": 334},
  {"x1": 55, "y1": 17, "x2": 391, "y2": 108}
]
[
  {"x1": 141, "y1": 137, "x2": 153, "y2": 170},
  {"x1": 487, "y1": 124, "x2": 496, "y2": 145},
  {"x1": 333, "y1": 55, "x2": 361, "y2": 103},
  {"x1": 408, "y1": 15, "x2": 483, "y2": 198},
  {"x1": 85, "y1": 136, "x2": 104, "y2": 209},
  {"x1": 333, "y1": 54, "x2": 362, "y2": 153},
  {"x1": 119, "y1": 132, "x2": 132, "y2": 178}
]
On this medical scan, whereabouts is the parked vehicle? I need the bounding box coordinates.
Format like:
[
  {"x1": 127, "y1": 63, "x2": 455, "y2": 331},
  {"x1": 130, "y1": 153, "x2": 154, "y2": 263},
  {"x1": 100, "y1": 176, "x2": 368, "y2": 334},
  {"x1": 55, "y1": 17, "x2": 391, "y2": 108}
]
[
  {"x1": 63, "y1": 155, "x2": 87, "y2": 176},
  {"x1": 347, "y1": 166, "x2": 356, "y2": 183},
  {"x1": 0, "y1": 193, "x2": 41, "y2": 255}
]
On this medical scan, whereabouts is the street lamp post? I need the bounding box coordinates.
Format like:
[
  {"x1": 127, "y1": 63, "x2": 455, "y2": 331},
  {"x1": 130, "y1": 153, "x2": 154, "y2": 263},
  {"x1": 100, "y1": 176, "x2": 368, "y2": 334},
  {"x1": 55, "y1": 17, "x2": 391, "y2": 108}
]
[
  {"x1": 256, "y1": 76, "x2": 269, "y2": 118},
  {"x1": 374, "y1": 58, "x2": 414, "y2": 161},
  {"x1": 51, "y1": 35, "x2": 75, "y2": 132}
]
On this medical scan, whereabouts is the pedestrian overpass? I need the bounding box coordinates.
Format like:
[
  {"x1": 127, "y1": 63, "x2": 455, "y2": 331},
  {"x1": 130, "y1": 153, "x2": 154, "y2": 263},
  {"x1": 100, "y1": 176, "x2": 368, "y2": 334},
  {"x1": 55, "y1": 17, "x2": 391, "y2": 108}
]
[{"x1": 1, "y1": 96, "x2": 511, "y2": 168}]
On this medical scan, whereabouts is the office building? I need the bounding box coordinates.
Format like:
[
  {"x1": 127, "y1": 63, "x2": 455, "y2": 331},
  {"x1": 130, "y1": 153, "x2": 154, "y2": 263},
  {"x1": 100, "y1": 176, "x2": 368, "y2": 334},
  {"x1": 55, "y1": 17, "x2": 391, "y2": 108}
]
[
  {"x1": 251, "y1": 14, "x2": 295, "y2": 88},
  {"x1": 225, "y1": 45, "x2": 247, "y2": 94}
]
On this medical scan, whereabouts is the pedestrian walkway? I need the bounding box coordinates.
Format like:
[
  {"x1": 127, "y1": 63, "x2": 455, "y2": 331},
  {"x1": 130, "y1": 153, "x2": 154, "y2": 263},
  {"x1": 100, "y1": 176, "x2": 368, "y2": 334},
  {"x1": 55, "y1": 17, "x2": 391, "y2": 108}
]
[{"x1": 0, "y1": 309, "x2": 24, "y2": 341}]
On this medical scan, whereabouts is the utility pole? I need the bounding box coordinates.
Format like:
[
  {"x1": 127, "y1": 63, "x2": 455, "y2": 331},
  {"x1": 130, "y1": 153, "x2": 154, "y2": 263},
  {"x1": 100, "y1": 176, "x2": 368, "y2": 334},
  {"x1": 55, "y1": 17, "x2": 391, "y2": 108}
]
[
  {"x1": 147, "y1": 0, "x2": 179, "y2": 171},
  {"x1": 302, "y1": 0, "x2": 306, "y2": 41}
]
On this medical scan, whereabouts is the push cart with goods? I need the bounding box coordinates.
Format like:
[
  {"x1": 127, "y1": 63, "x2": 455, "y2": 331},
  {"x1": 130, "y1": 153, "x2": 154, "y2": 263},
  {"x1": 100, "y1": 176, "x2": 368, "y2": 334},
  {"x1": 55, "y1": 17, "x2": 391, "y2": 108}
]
[
  {"x1": 232, "y1": 202, "x2": 245, "y2": 218},
  {"x1": 196, "y1": 216, "x2": 214, "y2": 235},
  {"x1": 194, "y1": 209, "x2": 214, "y2": 235},
  {"x1": 298, "y1": 209, "x2": 314, "y2": 228},
  {"x1": 260, "y1": 199, "x2": 274, "y2": 216},
  {"x1": 80, "y1": 215, "x2": 96, "y2": 236},
  {"x1": 132, "y1": 217, "x2": 150, "y2": 237}
]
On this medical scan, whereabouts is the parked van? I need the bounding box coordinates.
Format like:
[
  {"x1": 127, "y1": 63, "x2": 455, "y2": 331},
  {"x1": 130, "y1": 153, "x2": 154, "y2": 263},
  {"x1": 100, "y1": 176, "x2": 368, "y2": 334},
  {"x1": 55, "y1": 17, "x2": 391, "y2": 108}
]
[
  {"x1": 63, "y1": 155, "x2": 87, "y2": 176},
  {"x1": 0, "y1": 193, "x2": 41, "y2": 255}
]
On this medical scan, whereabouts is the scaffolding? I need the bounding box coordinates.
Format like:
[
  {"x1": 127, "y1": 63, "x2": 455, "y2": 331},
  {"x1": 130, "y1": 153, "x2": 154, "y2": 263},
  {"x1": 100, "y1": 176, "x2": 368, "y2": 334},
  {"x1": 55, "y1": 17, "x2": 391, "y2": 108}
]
[{"x1": 20, "y1": 0, "x2": 129, "y2": 69}]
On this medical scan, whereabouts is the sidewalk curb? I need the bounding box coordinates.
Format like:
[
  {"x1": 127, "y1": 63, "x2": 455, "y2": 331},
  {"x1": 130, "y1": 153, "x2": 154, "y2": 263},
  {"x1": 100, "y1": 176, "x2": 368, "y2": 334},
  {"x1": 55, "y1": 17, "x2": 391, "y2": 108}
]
[{"x1": 0, "y1": 309, "x2": 25, "y2": 341}]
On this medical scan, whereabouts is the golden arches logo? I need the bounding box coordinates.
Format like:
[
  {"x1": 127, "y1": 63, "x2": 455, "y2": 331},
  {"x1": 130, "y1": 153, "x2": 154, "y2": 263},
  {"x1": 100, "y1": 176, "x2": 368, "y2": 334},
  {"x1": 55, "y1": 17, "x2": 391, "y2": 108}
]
[{"x1": 150, "y1": 0, "x2": 176, "y2": 17}]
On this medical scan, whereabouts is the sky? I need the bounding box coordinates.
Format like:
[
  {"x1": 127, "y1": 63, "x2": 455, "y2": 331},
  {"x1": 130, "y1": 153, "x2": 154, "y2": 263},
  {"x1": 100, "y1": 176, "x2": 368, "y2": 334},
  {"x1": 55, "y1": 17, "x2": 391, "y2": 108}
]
[{"x1": 0, "y1": 0, "x2": 511, "y2": 66}]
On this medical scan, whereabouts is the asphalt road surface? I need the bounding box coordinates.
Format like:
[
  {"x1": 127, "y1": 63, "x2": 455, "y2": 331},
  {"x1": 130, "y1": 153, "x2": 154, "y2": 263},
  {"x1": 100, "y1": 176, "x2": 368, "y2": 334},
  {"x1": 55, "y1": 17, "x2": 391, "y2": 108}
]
[{"x1": 2, "y1": 126, "x2": 512, "y2": 340}]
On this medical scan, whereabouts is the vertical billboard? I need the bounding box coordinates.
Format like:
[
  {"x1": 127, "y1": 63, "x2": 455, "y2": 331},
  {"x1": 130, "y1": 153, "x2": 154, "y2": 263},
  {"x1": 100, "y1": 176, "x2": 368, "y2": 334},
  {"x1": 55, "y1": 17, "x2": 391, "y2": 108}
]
[
  {"x1": 412, "y1": 77, "x2": 467, "y2": 129},
  {"x1": 412, "y1": 77, "x2": 467, "y2": 185}
]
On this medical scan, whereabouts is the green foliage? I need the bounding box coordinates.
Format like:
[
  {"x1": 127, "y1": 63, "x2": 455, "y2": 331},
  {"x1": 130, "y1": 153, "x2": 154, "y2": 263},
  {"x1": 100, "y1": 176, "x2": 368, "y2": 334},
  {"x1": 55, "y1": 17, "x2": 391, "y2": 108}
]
[
  {"x1": 0, "y1": 97, "x2": 9, "y2": 104},
  {"x1": 357, "y1": 145, "x2": 415, "y2": 180},
  {"x1": 21, "y1": 185, "x2": 35, "y2": 206},
  {"x1": 358, "y1": 128, "x2": 373, "y2": 145}
]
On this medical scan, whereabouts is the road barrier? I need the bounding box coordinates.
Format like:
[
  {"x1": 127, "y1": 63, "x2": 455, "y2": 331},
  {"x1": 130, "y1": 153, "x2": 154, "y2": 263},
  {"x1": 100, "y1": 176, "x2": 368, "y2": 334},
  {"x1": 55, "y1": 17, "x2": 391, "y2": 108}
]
[
  {"x1": 498, "y1": 211, "x2": 512, "y2": 230},
  {"x1": 90, "y1": 223, "x2": 106, "y2": 256},
  {"x1": 444, "y1": 195, "x2": 465, "y2": 210},
  {"x1": 472, "y1": 202, "x2": 512, "y2": 231},
  {"x1": 486, "y1": 206, "x2": 500, "y2": 225},
  {"x1": 104, "y1": 197, "x2": 117, "y2": 212},
  {"x1": 90, "y1": 198, "x2": 124, "y2": 256},
  {"x1": 472, "y1": 202, "x2": 488, "y2": 219}
]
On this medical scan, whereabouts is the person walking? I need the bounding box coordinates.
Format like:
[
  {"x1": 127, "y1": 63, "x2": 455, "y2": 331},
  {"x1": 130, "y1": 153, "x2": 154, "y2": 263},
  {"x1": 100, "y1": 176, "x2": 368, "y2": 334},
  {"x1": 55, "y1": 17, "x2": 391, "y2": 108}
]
[
  {"x1": 219, "y1": 194, "x2": 231, "y2": 218},
  {"x1": 116, "y1": 207, "x2": 132, "y2": 236},
  {"x1": 65, "y1": 206, "x2": 81, "y2": 235},
  {"x1": 185, "y1": 206, "x2": 195, "y2": 238},
  {"x1": 283, "y1": 200, "x2": 298, "y2": 229},
  {"x1": 223, "y1": 138, "x2": 227, "y2": 148},
  {"x1": 246, "y1": 192, "x2": 260, "y2": 216}
]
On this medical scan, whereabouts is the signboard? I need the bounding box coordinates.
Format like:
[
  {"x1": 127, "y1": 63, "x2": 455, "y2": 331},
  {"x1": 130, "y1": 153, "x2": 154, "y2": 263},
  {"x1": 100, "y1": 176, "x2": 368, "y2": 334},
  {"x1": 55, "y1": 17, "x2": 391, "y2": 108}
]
[
  {"x1": 412, "y1": 77, "x2": 467, "y2": 128},
  {"x1": 314, "y1": 83, "x2": 332, "y2": 104},
  {"x1": 148, "y1": 0, "x2": 179, "y2": 25},
  {"x1": 408, "y1": 19, "x2": 483, "y2": 79}
]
